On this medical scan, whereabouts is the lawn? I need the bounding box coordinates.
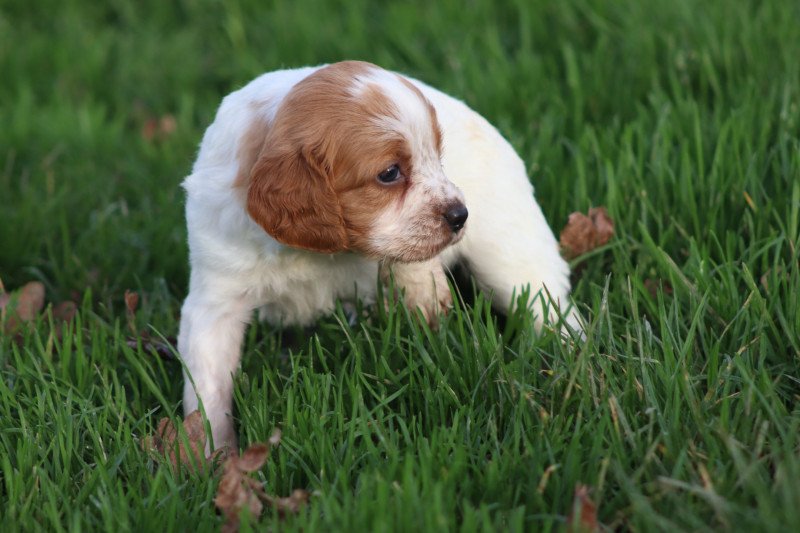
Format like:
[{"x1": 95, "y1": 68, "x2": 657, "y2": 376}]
[{"x1": 1, "y1": 0, "x2": 799, "y2": 530}]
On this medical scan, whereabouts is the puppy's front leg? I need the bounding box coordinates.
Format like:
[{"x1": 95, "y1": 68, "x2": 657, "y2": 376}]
[
  {"x1": 178, "y1": 287, "x2": 252, "y2": 451},
  {"x1": 456, "y1": 198, "x2": 579, "y2": 333},
  {"x1": 380, "y1": 258, "x2": 452, "y2": 327}
]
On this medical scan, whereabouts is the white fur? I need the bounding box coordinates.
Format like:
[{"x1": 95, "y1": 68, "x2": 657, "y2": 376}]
[{"x1": 179, "y1": 63, "x2": 577, "y2": 450}]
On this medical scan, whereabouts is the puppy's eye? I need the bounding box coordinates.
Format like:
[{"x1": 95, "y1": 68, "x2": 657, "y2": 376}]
[{"x1": 377, "y1": 164, "x2": 401, "y2": 184}]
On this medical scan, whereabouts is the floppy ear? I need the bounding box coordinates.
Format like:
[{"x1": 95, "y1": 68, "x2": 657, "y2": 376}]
[{"x1": 247, "y1": 149, "x2": 349, "y2": 253}]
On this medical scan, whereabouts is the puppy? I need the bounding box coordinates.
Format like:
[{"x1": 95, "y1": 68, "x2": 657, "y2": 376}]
[{"x1": 179, "y1": 61, "x2": 576, "y2": 450}]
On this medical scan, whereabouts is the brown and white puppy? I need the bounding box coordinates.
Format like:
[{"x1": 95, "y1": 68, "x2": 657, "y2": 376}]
[{"x1": 179, "y1": 61, "x2": 576, "y2": 450}]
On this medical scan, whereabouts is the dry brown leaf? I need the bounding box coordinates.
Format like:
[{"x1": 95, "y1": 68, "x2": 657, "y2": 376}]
[
  {"x1": 125, "y1": 332, "x2": 176, "y2": 359},
  {"x1": 644, "y1": 278, "x2": 673, "y2": 299},
  {"x1": 14, "y1": 281, "x2": 45, "y2": 321},
  {"x1": 141, "y1": 114, "x2": 178, "y2": 141},
  {"x1": 560, "y1": 207, "x2": 615, "y2": 260},
  {"x1": 1, "y1": 280, "x2": 77, "y2": 340},
  {"x1": 268, "y1": 428, "x2": 282, "y2": 447},
  {"x1": 216, "y1": 463, "x2": 265, "y2": 531},
  {"x1": 124, "y1": 290, "x2": 139, "y2": 334},
  {"x1": 52, "y1": 301, "x2": 78, "y2": 323},
  {"x1": 263, "y1": 489, "x2": 310, "y2": 518},
  {"x1": 759, "y1": 265, "x2": 793, "y2": 292},
  {"x1": 2, "y1": 281, "x2": 46, "y2": 333},
  {"x1": 215, "y1": 430, "x2": 308, "y2": 531},
  {"x1": 566, "y1": 484, "x2": 599, "y2": 533},
  {"x1": 124, "y1": 289, "x2": 139, "y2": 315},
  {"x1": 236, "y1": 444, "x2": 270, "y2": 472},
  {"x1": 141, "y1": 118, "x2": 159, "y2": 141},
  {"x1": 215, "y1": 442, "x2": 272, "y2": 530},
  {"x1": 142, "y1": 410, "x2": 223, "y2": 471},
  {"x1": 49, "y1": 300, "x2": 78, "y2": 340},
  {"x1": 159, "y1": 115, "x2": 177, "y2": 136}
]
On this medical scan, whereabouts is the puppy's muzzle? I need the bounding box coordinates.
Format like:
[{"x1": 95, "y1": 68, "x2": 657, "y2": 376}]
[{"x1": 444, "y1": 203, "x2": 468, "y2": 232}]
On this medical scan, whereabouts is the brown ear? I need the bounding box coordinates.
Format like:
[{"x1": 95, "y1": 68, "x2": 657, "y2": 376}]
[{"x1": 247, "y1": 150, "x2": 349, "y2": 253}]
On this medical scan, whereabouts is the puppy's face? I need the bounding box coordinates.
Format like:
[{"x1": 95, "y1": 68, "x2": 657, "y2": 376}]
[{"x1": 241, "y1": 61, "x2": 467, "y2": 262}]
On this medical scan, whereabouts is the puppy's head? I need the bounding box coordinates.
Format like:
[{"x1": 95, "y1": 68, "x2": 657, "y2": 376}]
[{"x1": 241, "y1": 61, "x2": 467, "y2": 262}]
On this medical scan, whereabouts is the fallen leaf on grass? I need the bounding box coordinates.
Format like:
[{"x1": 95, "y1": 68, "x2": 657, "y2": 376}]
[
  {"x1": 216, "y1": 443, "x2": 270, "y2": 530},
  {"x1": 1, "y1": 280, "x2": 78, "y2": 338},
  {"x1": 124, "y1": 289, "x2": 139, "y2": 334},
  {"x1": 141, "y1": 114, "x2": 178, "y2": 142},
  {"x1": 125, "y1": 332, "x2": 176, "y2": 359},
  {"x1": 49, "y1": 300, "x2": 79, "y2": 339},
  {"x1": 52, "y1": 300, "x2": 78, "y2": 322},
  {"x1": 124, "y1": 289, "x2": 139, "y2": 313},
  {"x1": 215, "y1": 429, "x2": 309, "y2": 532},
  {"x1": 0, "y1": 276, "x2": 9, "y2": 312},
  {"x1": 1, "y1": 281, "x2": 45, "y2": 333},
  {"x1": 560, "y1": 207, "x2": 615, "y2": 260},
  {"x1": 566, "y1": 484, "x2": 599, "y2": 533},
  {"x1": 1, "y1": 281, "x2": 49, "y2": 335},
  {"x1": 262, "y1": 489, "x2": 310, "y2": 518},
  {"x1": 142, "y1": 410, "x2": 225, "y2": 471},
  {"x1": 11, "y1": 281, "x2": 44, "y2": 321},
  {"x1": 758, "y1": 265, "x2": 796, "y2": 292},
  {"x1": 122, "y1": 289, "x2": 177, "y2": 358},
  {"x1": 644, "y1": 278, "x2": 673, "y2": 299}
]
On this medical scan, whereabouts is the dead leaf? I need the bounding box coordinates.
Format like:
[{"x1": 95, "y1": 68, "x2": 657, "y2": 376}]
[
  {"x1": 12, "y1": 281, "x2": 45, "y2": 322},
  {"x1": 125, "y1": 332, "x2": 176, "y2": 359},
  {"x1": 2, "y1": 281, "x2": 46, "y2": 333},
  {"x1": 268, "y1": 428, "x2": 282, "y2": 447},
  {"x1": 560, "y1": 207, "x2": 615, "y2": 260},
  {"x1": 49, "y1": 300, "x2": 78, "y2": 340},
  {"x1": 142, "y1": 410, "x2": 223, "y2": 471},
  {"x1": 141, "y1": 119, "x2": 158, "y2": 141},
  {"x1": 566, "y1": 484, "x2": 599, "y2": 533},
  {"x1": 215, "y1": 446, "x2": 268, "y2": 530},
  {"x1": 52, "y1": 301, "x2": 77, "y2": 323},
  {"x1": 215, "y1": 430, "x2": 308, "y2": 531},
  {"x1": 263, "y1": 489, "x2": 310, "y2": 518},
  {"x1": 124, "y1": 289, "x2": 139, "y2": 314},
  {"x1": 124, "y1": 290, "x2": 139, "y2": 334},
  {"x1": 760, "y1": 266, "x2": 785, "y2": 292},
  {"x1": 141, "y1": 114, "x2": 177, "y2": 141},
  {"x1": 159, "y1": 115, "x2": 177, "y2": 136},
  {"x1": 644, "y1": 278, "x2": 673, "y2": 299},
  {"x1": 236, "y1": 443, "x2": 271, "y2": 472}
]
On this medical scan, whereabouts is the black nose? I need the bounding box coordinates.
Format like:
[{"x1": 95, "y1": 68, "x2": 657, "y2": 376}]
[{"x1": 443, "y1": 204, "x2": 468, "y2": 232}]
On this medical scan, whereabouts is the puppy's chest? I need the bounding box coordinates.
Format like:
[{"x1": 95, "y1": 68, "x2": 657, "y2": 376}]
[{"x1": 252, "y1": 251, "x2": 379, "y2": 326}]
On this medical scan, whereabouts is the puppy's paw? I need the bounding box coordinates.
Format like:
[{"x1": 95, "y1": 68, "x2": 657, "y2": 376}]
[
  {"x1": 211, "y1": 422, "x2": 238, "y2": 455},
  {"x1": 380, "y1": 258, "x2": 452, "y2": 329}
]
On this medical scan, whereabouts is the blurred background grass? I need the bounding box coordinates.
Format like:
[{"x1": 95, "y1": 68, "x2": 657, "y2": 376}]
[{"x1": 3, "y1": 0, "x2": 796, "y2": 301}]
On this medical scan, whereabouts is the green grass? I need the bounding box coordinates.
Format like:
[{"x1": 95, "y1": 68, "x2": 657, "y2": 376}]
[{"x1": 2, "y1": 0, "x2": 799, "y2": 530}]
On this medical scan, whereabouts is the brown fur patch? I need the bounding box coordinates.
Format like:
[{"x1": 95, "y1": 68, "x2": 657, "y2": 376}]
[
  {"x1": 248, "y1": 148, "x2": 349, "y2": 253},
  {"x1": 336, "y1": 137, "x2": 413, "y2": 253}
]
